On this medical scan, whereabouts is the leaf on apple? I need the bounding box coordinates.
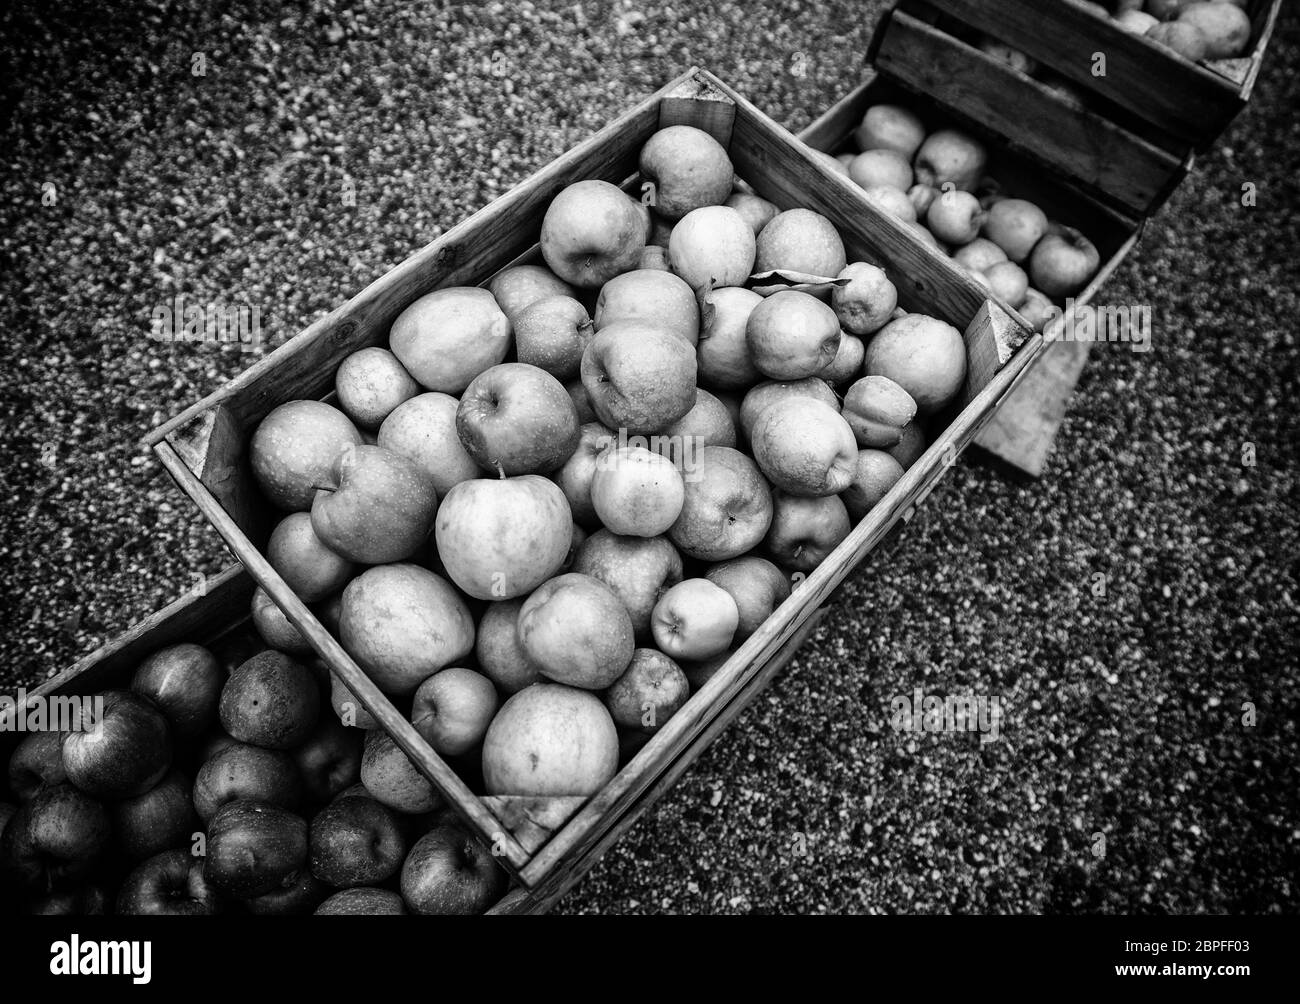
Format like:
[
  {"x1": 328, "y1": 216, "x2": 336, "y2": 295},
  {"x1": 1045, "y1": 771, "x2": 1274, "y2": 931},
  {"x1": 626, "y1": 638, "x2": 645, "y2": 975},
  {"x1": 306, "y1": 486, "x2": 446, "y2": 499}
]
[{"x1": 746, "y1": 269, "x2": 851, "y2": 298}]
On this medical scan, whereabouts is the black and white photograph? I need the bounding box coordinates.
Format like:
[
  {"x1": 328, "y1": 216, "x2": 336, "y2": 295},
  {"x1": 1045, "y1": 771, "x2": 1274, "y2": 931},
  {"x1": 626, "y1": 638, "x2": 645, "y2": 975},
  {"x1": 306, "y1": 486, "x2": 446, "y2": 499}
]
[{"x1": 0, "y1": 0, "x2": 1295, "y2": 970}]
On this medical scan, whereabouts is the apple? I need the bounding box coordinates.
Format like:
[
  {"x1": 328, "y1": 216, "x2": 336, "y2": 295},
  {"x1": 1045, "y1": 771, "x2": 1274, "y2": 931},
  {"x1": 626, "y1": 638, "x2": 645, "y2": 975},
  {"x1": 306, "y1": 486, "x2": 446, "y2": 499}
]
[
  {"x1": 198, "y1": 731, "x2": 239, "y2": 764},
  {"x1": 590, "y1": 447, "x2": 686, "y2": 537},
  {"x1": 841, "y1": 374, "x2": 918, "y2": 448},
  {"x1": 475, "y1": 599, "x2": 544, "y2": 694},
  {"x1": 725, "y1": 192, "x2": 781, "y2": 234},
  {"x1": 23, "y1": 784, "x2": 111, "y2": 885},
  {"x1": 863, "y1": 314, "x2": 968, "y2": 415},
  {"x1": 1029, "y1": 225, "x2": 1101, "y2": 296},
  {"x1": 766, "y1": 492, "x2": 852, "y2": 572},
  {"x1": 659, "y1": 386, "x2": 738, "y2": 462},
  {"x1": 62, "y1": 690, "x2": 172, "y2": 799},
  {"x1": 245, "y1": 869, "x2": 329, "y2": 915},
  {"x1": 329, "y1": 672, "x2": 379, "y2": 730},
  {"x1": 400, "y1": 821, "x2": 508, "y2": 915},
  {"x1": 842, "y1": 449, "x2": 906, "y2": 520},
  {"x1": 1146, "y1": 20, "x2": 1209, "y2": 60},
  {"x1": 193, "y1": 741, "x2": 301, "y2": 824},
  {"x1": 984, "y1": 261, "x2": 1030, "y2": 308},
  {"x1": 738, "y1": 378, "x2": 837, "y2": 447},
  {"x1": 926, "y1": 189, "x2": 986, "y2": 245},
  {"x1": 952, "y1": 237, "x2": 1008, "y2": 273},
  {"x1": 379, "y1": 398, "x2": 480, "y2": 503},
  {"x1": 411, "y1": 667, "x2": 499, "y2": 756},
  {"x1": 316, "y1": 887, "x2": 407, "y2": 914},
  {"x1": 390, "y1": 287, "x2": 511, "y2": 393},
  {"x1": 118, "y1": 849, "x2": 223, "y2": 915},
  {"x1": 888, "y1": 421, "x2": 928, "y2": 470},
  {"x1": 914, "y1": 129, "x2": 987, "y2": 192},
  {"x1": 540, "y1": 179, "x2": 646, "y2": 287},
  {"x1": 250, "y1": 400, "x2": 363, "y2": 512},
  {"x1": 651, "y1": 579, "x2": 739, "y2": 662},
  {"x1": 669, "y1": 446, "x2": 774, "y2": 560},
  {"x1": 1115, "y1": 10, "x2": 1160, "y2": 33},
  {"x1": 705, "y1": 556, "x2": 792, "y2": 642},
  {"x1": 265, "y1": 513, "x2": 354, "y2": 604},
  {"x1": 436, "y1": 474, "x2": 572, "y2": 600},
  {"x1": 311, "y1": 444, "x2": 437, "y2": 563},
  {"x1": 982, "y1": 198, "x2": 1049, "y2": 262},
  {"x1": 513, "y1": 295, "x2": 596, "y2": 380},
  {"x1": 250, "y1": 586, "x2": 313, "y2": 655},
  {"x1": 848, "y1": 149, "x2": 913, "y2": 192},
  {"x1": 751, "y1": 397, "x2": 858, "y2": 497},
  {"x1": 487, "y1": 264, "x2": 574, "y2": 323},
  {"x1": 360, "y1": 730, "x2": 443, "y2": 813},
  {"x1": 861, "y1": 184, "x2": 918, "y2": 223},
  {"x1": 978, "y1": 37, "x2": 1038, "y2": 74},
  {"x1": 481, "y1": 684, "x2": 619, "y2": 796},
  {"x1": 668, "y1": 205, "x2": 756, "y2": 290},
  {"x1": 832, "y1": 262, "x2": 899, "y2": 337},
  {"x1": 754, "y1": 208, "x2": 847, "y2": 280},
  {"x1": 908, "y1": 183, "x2": 939, "y2": 217},
  {"x1": 745, "y1": 290, "x2": 842, "y2": 380},
  {"x1": 518, "y1": 573, "x2": 635, "y2": 689},
  {"x1": 595, "y1": 269, "x2": 699, "y2": 345},
  {"x1": 566, "y1": 378, "x2": 599, "y2": 424},
  {"x1": 457, "y1": 363, "x2": 580, "y2": 475},
  {"x1": 555, "y1": 422, "x2": 616, "y2": 528},
  {"x1": 639, "y1": 124, "x2": 734, "y2": 220},
  {"x1": 293, "y1": 715, "x2": 363, "y2": 803},
  {"x1": 853, "y1": 104, "x2": 926, "y2": 158},
  {"x1": 114, "y1": 768, "x2": 195, "y2": 860},
  {"x1": 218, "y1": 651, "x2": 319, "y2": 751},
  {"x1": 1019, "y1": 287, "x2": 1056, "y2": 332},
  {"x1": 572, "y1": 530, "x2": 684, "y2": 642},
  {"x1": 697, "y1": 286, "x2": 763, "y2": 389},
  {"x1": 204, "y1": 798, "x2": 308, "y2": 899},
  {"x1": 604, "y1": 649, "x2": 690, "y2": 732},
  {"x1": 339, "y1": 564, "x2": 474, "y2": 697},
  {"x1": 334, "y1": 347, "x2": 419, "y2": 431},
  {"x1": 580, "y1": 322, "x2": 698, "y2": 434},
  {"x1": 309, "y1": 792, "x2": 406, "y2": 887},
  {"x1": 8, "y1": 730, "x2": 68, "y2": 800}
]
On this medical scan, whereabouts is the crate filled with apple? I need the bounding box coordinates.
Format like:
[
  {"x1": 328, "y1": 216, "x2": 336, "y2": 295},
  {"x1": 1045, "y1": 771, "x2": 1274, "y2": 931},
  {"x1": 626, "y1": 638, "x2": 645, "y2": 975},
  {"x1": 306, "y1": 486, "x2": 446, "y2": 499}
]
[{"x1": 147, "y1": 68, "x2": 1038, "y2": 891}]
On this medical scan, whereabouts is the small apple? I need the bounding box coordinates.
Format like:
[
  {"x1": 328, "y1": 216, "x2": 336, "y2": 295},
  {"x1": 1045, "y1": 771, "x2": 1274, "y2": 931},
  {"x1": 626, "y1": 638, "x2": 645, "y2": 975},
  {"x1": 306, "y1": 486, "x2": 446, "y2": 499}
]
[
  {"x1": 651, "y1": 579, "x2": 739, "y2": 661},
  {"x1": 555, "y1": 421, "x2": 616, "y2": 528},
  {"x1": 481, "y1": 684, "x2": 619, "y2": 796},
  {"x1": 540, "y1": 179, "x2": 647, "y2": 287},
  {"x1": 204, "y1": 798, "x2": 309, "y2": 899},
  {"x1": 334, "y1": 347, "x2": 419, "y2": 431},
  {"x1": 952, "y1": 237, "x2": 1008, "y2": 273},
  {"x1": 114, "y1": 768, "x2": 195, "y2": 860},
  {"x1": 1146, "y1": 20, "x2": 1210, "y2": 60},
  {"x1": 329, "y1": 672, "x2": 379, "y2": 730},
  {"x1": 766, "y1": 491, "x2": 852, "y2": 572},
  {"x1": 360, "y1": 730, "x2": 443, "y2": 814},
  {"x1": 572, "y1": 530, "x2": 684, "y2": 642},
  {"x1": 841, "y1": 374, "x2": 918, "y2": 448},
  {"x1": 746, "y1": 289, "x2": 842, "y2": 380},
  {"x1": 669, "y1": 446, "x2": 774, "y2": 561},
  {"x1": 705, "y1": 556, "x2": 792, "y2": 642},
  {"x1": 519, "y1": 573, "x2": 635, "y2": 689},
  {"x1": 659, "y1": 386, "x2": 738, "y2": 459},
  {"x1": 604, "y1": 649, "x2": 690, "y2": 732},
  {"x1": 310, "y1": 443, "x2": 437, "y2": 564},
  {"x1": 908, "y1": 183, "x2": 939, "y2": 217},
  {"x1": 293, "y1": 715, "x2": 363, "y2": 803},
  {"x1": 984, "y1": 261, "x2": 1030, "y2": 308},
  {"x1": 842, "y1": 449, "x2": 906, "y2": 520},
  {"x1": 848, "y1": 149, "x2": 913, "y2": 192},
  {"x1": 379, "y1": 392, "x2": 483, "y2": 498},
  {"x1": 697, "y1": 286, "x2": 764, "y2": 390},
  {"x1": 862, "y1": 314, "x2": 968, "y2": 415},
  {"x1": 725, "y1": 192, "x2": 781, "y2": 234},
  {"x1": 250, "y1": 400, "x2": 362, "y2": 512},
  {"x1": 595, "y1": 269, "x2": 700, "y2": 345},
  {"x1": 475, "y1": 598, "x2": 544, "y2": 694},
  {"x1": 861, "y1": 184, "x2": 918, "y2": 223},
  {"x1": 754, "y1": 208, "x2": 847, "y2": 280},
  {"x1": 244, "y1": 869, "x2": 329, "y2": 915},
  {"x1": 751, "y1": 397, "x2": 858, "y2": 497},
  {"x1": 339, "y1": 564, "x2": 475, "y2": 697},
  {"x1": 23, "y1": 784, "x2": 111, "y2": 885},
  {"x1": 590, "y1": 446, "x2": 686, "y2": 537},
  {"x1": 194, "y1": 741, "x2": 302, "y2": 823},
  {"x1": 218, "y1": 651, "x2": 320, "y2": 750},
  {"x1": 739, "y1": 377, "x2": 841, "y2": 443},
  {"x1": 316, "y1": 887, "x2": 407, "y2": 914},
  {"x1": 389, "y1": 287, "x2": 511, "y2": 393},
  {"x1": 265, "y1": 513, "x2": 354, "y2": 604},
  {"x1": 853, "y1": 104, "x2": 926, "y2": 158},
  {"x1": 982, "y1": 198, "x2": 1049, "y2": 263},
  {"x1": 411, "y1": 667, "x2": 500, "y2": 756},
  {"x1": 580, "y1": 322, "x2": 698, "y2": 435},
  {"x1": 639, "y1": 124, "x2": 734, "y2": 220},
  {"x1": 8, "y1": 730, "x2": 68, "y2": 800},
  {"x1": 926, "y1": 189, "x2": 986, "y2": 245},
  {"x1": 914, "y1": 129, "x2": 987, "y2": 192},
  {"x1": 62, "y1": 690, "x2": 172, "y2": 799},
  {"x1": 668, "y1": 205, "x2": 757, "y2": 290},
  {"x1": 309, "y1": 792, "x2": 407, "y2": 888},
  {"x1": 457, "y1": 362, "x2": 580, "y2": 475},
  {"x1": 250, "y1": 586, "x2": 313, "y2": 655},
  {"x1": 1115, "y1": 10, "x2": 1160, "y2": 34},
  {"x1": 400, "y1": 821, "x2": 509, "y2": 915},
  {"x1": 117, "y1": 849, "x2": 223, "y2": 915},
  {"x1": 435, "y1": 474, "x2": 572, "y2": 600},
  {"x1": 832, "y1": 262, "x2": 898, "y2": 337},
  {"x1": 513, "y1": 295, "x2": 596, "y2": 380},
  {"x1": 487, "y1": 264, "x2": 574, "y2": 323},
  {"x1": 1019, "y1": 287, "x2": 1057, "y2": 332},
  {"x1": 1029, "y1": 225, "x2": 1101, "y2": 296}
]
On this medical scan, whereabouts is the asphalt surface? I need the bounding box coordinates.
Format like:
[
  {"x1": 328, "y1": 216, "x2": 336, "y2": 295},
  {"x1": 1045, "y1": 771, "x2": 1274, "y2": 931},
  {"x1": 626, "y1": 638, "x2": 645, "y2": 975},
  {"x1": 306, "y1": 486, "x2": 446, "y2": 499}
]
[{"x1": 1, "y1": 1, "x2": 1296, "y2": 914}]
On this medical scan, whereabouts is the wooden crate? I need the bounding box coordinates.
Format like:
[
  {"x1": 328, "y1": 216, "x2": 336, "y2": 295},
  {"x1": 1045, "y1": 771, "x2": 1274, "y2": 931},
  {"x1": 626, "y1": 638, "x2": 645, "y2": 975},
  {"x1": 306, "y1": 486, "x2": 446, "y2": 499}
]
[{"x1": 146, "y1": 67, "x2": 1038, "y2": 889}]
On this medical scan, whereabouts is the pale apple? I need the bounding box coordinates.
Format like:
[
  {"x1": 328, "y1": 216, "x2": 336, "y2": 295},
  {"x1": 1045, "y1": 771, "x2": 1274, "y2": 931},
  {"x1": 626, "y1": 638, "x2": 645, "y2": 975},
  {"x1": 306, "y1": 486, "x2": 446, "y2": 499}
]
[
  {"x1": 456, "y1": 362, "x2": 580, "y2": 475},
  {"x1": 659, "y1": 386, "x2": 738, "y2": 463},
  {"x1": 540, "y1": 180, "x2": 647, "y2": 287},
  {"x1": 842, "y1": 447, "x2": 906, "y2": 520},
  {"x1": 820, "y1": 332, "x2": 865, "y2": 387},
  {"x1": 926, "y1": 189, "x2": 986, "y2": 245},
  {"x1": 335, "y1": 347, "x2": 419, "y2": 431},
  {"x1": 861, "y1": 184, "x2": 918, "y2": 223},
  {"x1": 377, "y1": 392, "x2": 482, "y2": 497},
  {"x1": 590, "y1": 446, "x2": 686, "y2": 537},
  {"x1": 518, "y1": 573, "x2": 635, "y2": 689},
  {"x1": 704, "y1": 556, "x2": 791, "y2": 642},
  {"x1": 738, "y1": 377, "x2": 839, "y2": 442},
  {"x1": 984, "y1": 261, "x2": 1030, "y2": 308},
  {"x1": 487, "y1": 264, "x2": 574, "y2": 323},
  {"x1": 669, "y1": 446, "x2": 773, "y2": 560},
  {"x1": 697, "y1": 286, "x2": 763, "y2": 389},
  {"x1": 914, "y1": 129, "x2": 987, "y2": 192},
  {"x1": 766, "y1": 491, "x2": 852, "y2": 572},
  {"x1": 753, "y1": 208, "x2": 847, "y2": 280},
  {"x1": 572, "y1": 530, "x2": 684, "y2": 642},
  {"x1": 863, "y1": 314, "x2": 968, "y2": 415},
  {"x1": 512, "y1": 295, "x2": 595, "y2": 380},
  {"x1": 475, "y1": 598, "x2": 544, "y2": 694},
  {"x1": 832, "y1": 262, "x2": 898, "y2": 336},
  {"x1": 639, "y1": 124, "x2": 734, "y2": 220},
  {"x1": 982, "y1": 198, "x2": 1049, "y2": 262},
  {"x1": 310, "y1": 444, "x2": 438, "y2": 564},
  {"x1": 841, "y1": 374, "x2": 918, "y2": 448},
  {"x1": 266, "y1": 512, "x2": 354, "y2": 603},
  {"x1": 580, "y1": 322, "x2": 698, "y2": 434},
  {"x1": 595, "y1": 269, "x2": 699, "y2": 344},
  {"x1": 1146, "y1": 20, "x2": 1210, "y2": 60},
  {"x1": 854, "y1": 104, "x2": 926, "y2": 159},
  {"x1": 1029, "y1": 225, "x2": 1101, "y2": 296},
  {"x1": 908, "y1": 183, "x2": 939, "y2": 217},
  {"x1": 651, "y1": 579, "x2": 739, "y2": 662},
  {"x1": 751, "y1": 397, "x2": 857, "y2": 497},
  {"x1": 725, "y1": 192, "x2": 781, "y2": 235},
  {"x1": 668, "y1": 205, "x2": 756, "y2": 290},
  {"x1": 952, "y1": 237, "x2": 1008, "y2": 273},
  {"x1": 745, "y1": 289, "x2": 842, "y2": 380},
  {"x1": 411, "y1": 667, "x2": 499, "y2": 757},
  {"x1": 250, "y1": 400, "x2": 363, "y2": 512},
  {"x1": 390, "y1": 287, "x2": 511, "y2": 393},
  {"x1": 1019, "y1": 287, "x2": 1057, "y2": 332}
]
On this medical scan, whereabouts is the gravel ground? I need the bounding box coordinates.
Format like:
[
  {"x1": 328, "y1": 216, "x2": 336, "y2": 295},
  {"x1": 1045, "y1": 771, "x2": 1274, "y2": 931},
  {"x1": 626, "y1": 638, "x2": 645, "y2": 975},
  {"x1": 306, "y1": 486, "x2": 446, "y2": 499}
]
[{"x1": 1, "y1": 1, "x2": 1296, "y2": 914}]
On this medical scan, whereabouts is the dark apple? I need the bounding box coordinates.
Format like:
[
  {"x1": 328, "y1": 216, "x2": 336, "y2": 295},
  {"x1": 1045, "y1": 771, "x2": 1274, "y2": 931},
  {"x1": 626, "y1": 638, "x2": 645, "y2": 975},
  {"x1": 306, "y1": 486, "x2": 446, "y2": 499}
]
[
  {"x1": 23, "y1": 783, "x2": 111, "y2": 887},
  {"x1": 114, "y1": 768, "x2": 197, "y2": 861},
  {"x1": 29, "y1": 884, "x2": 109, "y2": 916},
  {"x1": 130, "y1": 642, "x2": 223, "y2": 740},
  {"x1": 204, "y1": 799, "x2": 309, "y2": 899},
  {"x1": 245, "y1": 869, "x2": 330, "y2": 915},
  {"x1": 456, "y1": 362, "x2": 581, "y2": 475},
  {"x1": 7, "y1": 730, "x2": 67, "y2": 799},
  {"x1": 292, "y1": 715, "x2": 362, "y2": 803},
  {"x1": 218, "y1": 651, "x2": 321, "y2": 750},
  {"x1": 399, "y1": 822, "x2": 508, "y2": 915},
  {"x1": 309, "y1": 793, "x2": 407, "y2": 888},
  {"x1": 316, "y1": 887, "x2": 408, "y2": 915},
  {"x1": 193, "y1": 742, "x2": 302, "y2": 823},
  {"x1": 61, "y1": 690, "x2": 172, "y2": 799},
  {"x1": 117, "y1": 849, "x2": 223, "y2": 916}
]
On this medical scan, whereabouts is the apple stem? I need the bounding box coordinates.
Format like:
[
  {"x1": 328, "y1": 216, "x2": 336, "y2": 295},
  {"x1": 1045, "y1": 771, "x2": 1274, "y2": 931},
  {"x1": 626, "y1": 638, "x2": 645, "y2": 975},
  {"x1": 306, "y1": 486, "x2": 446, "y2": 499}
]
[
  {"x1": 311, "y1": 484, "x2": 337, "y2": 495},
  {"x1": 494, "y1": 461, "x2": 506, "y2": 480}
]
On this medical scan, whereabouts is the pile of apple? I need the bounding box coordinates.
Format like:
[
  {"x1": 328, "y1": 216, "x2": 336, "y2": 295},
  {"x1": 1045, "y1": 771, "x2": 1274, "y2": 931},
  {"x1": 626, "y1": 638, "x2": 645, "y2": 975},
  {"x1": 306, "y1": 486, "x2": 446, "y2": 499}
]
[
  {"x1": 1098, "y1": 0, "x2": 1254, "y2": 62},
  {"x1": 238, "y1": 122, "x2": 971, "y2": 830},
  {"x1": 814, "y1": 103, "x2": 1104, "y2": 335},
  {"x1": 0, "y1": 643, "x2": 506, "y2": 915}
]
